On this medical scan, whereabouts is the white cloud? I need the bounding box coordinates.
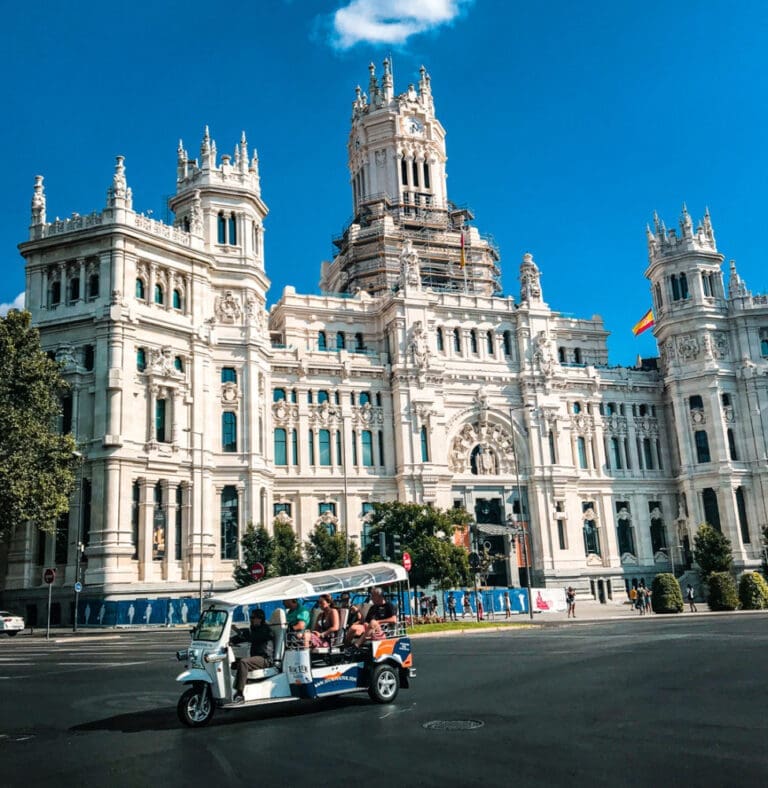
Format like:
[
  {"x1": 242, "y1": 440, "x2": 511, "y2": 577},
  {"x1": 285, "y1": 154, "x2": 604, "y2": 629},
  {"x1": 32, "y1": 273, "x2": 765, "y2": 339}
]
[
  {"x1": 330, "y1": 0, "x2": 472, "y2": 49},
  {"x1": 0, "y1": 292, "x2": 25, "y2": 317}
]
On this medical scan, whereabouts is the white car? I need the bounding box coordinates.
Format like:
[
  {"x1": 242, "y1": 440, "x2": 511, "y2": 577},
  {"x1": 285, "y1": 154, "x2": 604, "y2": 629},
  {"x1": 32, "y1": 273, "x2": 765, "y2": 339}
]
[{"x1": 0, "y1": 610, "x2": 25, "y2": 636}]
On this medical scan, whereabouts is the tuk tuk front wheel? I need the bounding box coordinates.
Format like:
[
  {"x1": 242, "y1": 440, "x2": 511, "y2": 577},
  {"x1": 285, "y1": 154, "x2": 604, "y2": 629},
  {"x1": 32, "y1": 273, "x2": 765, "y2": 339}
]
[
  {"x1": 368, "y1": 663, "x2": 399, "y2": 703},
  {"x1": 177, "y1": 684, "x2": 214, "y2": 727}
]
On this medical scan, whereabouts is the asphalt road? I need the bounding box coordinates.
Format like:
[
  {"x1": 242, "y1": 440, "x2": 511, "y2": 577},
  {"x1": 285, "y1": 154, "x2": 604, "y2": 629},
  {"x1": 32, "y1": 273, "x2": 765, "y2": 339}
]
[{"x1": 1, "y1": 615, "x2": 767, "y2": 787}]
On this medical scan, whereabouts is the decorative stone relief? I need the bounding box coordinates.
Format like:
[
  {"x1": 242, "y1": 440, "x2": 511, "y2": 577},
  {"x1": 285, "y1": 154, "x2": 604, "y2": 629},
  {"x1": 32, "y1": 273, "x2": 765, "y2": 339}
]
[
  {"x1": 272, "y1": 400, "x2": 299, "y2": 424},
  {"x1": 215, "y1": 290, "x2": 242, "y2": 324},
  {"x1": 351, "y1": 403, "x2": 382, "y2": 426},
  {"x1": 448, "y1": 421, "x2": 515, "y2": 474},
  {"x1": 274, "y1": 510, "x2": 293, "y2": 526},
  {"x1": 311, "y1": 401, "x2": 341, "y2": 425},
  {"x1": 149, "y1": 346, "x2": 181, "y2": 378},
  {"x1": 316, "y1": 510, "x2": 339, "y2": 529},
  {"x1": 374, "y1": 150, "x2": 386, "y2": 167},
  {"x1": 712, "y1": 332, "x2": 728, "y2": 359},
  {"x1": 190, "y1": 190, "x2": 203, "y2": 235},
  {"x1": 690, "y1": 409, "x2": 705, "y2": 426},
  {"x1": 400, "y1": 240, "x2": 422, "y2": 290},
  {"x1": 677, "y1": 334, "x2": 699, "y2": 360},
  {"x1": 533, "y1": 330, "x2": 558, "y2": 377},
  {"x1": 221, "y1": 381, "x2": 238, "y2": 405},
  {"x1": 55, "y1": 344, "x2": 77, "y2": 370}
]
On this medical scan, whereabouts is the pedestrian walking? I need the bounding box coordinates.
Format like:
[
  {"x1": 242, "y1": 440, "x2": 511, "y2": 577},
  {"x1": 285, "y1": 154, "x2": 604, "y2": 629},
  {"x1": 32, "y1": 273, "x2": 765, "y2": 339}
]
[
  {"x1": 503, "y1": 591, "x2": 512, "y2": 619},
  {"x1": 462, "y1": 591, "x2": 472, "y2": 619},
  {"x1": 686, "y1": 584, "x2": 698, "y2": 612},
  {"x1": 644, "y1": 587, "x2": 652, "y2": 614},
  {"x1": 566, "y1": 586, "x2": 576, "y2": 618},
  {"x1": 447, "y1": 592, "x2": 457, "y2": 621}
]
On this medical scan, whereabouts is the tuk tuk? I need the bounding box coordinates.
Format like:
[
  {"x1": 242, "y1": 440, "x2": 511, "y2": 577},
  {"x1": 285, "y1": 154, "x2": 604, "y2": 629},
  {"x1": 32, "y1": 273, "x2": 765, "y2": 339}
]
[{"x1": 175, "y1": 562, "x2": 414, "y2": 726}]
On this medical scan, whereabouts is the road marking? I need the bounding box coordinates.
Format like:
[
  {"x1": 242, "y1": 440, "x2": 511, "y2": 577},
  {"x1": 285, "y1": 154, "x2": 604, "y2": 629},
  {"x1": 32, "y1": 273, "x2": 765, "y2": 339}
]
[{"x1": 56, "y1": 661, "x2": 149, "y2": 667}]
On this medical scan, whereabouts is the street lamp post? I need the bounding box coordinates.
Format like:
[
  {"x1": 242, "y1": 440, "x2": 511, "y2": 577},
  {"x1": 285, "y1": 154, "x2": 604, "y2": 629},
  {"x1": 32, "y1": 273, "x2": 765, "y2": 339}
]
[
  {"x1": 184, "y1": 429, "x2": 205, "y2": 615},
  {"x1": 71, "y1": 450, "x2": 83, "y2": 633},
  {"x1": 509, "y1": 405, "x2": 534, "y2": 620}
]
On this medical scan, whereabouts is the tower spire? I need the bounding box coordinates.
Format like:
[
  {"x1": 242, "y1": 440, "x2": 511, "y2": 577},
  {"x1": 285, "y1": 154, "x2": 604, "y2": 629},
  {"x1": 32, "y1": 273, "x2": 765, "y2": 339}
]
[{"x1": 30, "y1": 175, "x2": 46, "y2": 226}]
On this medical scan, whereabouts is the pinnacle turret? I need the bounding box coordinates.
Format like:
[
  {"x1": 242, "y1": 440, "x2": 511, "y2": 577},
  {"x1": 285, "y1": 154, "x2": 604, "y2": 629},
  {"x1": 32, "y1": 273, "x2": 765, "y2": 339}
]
[
  {"x1": 106, "y1": 155, "x2": 132, "y2": 210},
  {"x1": 30, "y1": 175, "x2": 46, "y2": 226},
  {"x1": 646, "y1": 205, "x2": 717, "y2": 263}
]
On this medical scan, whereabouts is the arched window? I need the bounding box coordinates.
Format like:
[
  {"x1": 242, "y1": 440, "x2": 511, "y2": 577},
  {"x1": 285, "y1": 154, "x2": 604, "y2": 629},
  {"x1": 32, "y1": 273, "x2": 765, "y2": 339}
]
[
  {"x1": 274, "y1": 429, "x2": 287, "y2": 466},
  {"x1": 486, "y1": 331, "x2": 494, "y2": 355},
  {"x1": 88, "y1": 274, "x2": 100, "y2": 299},
  {"x1": 694, "y1": 430, "x2": 711, "y2": 463},
  {"x1": 221, "y1": 367, "x2": 237, "y2": 384},
  {"x1": 761, "y1": 329, "x2": 768, "y2": 357},
  {"x1": 228, "y1": 214, "x2": 237, "y2": 245},
  {"x1": 573, "y1": 402, "x2": 582, "y2": 414},
  {"x1": 453, "y1": 328, "x2": 461, "y2": 353},
  {"x1": 317, "y1": 390, "x2": 329, "y2": 404},
  {"x1": 220, "y1": 486, "x2": 238, "y2": 560},
  {"x1": 273, "y1": 388, "x2": 286, "y2": 402},
  {"x1": 436, "y1": 327, "x2": 444, "y2": 352},
  {"x1": 671, "y1": 274, "x2": 680, "y2": 301},
  {"x1": 182, "y1": 217, "x2": 190, "y2": 232},
  {"x1": 135, "y1": 278, "x2": 145, "y2": 300},
  {"x1": 375, "y1": 392, "x2": 382, "y2": 406},
  {"x1": 318, "y1": 331, "x2": 327, "y2": 351},
  {"x1": 611, "y1": 438, "x2": 622, "y2": 469},
  {"x1": 361, "y1": 430, "x2": 373, "y2": 467},
  {"x1": 319, "y1": 429, "x2": 331, "y2": 466},
  {"x1": 503, "y1": 331, "x2": 513, "y2": 357},
  {"x1": 222, "y1": 412, "x2": 237, "y2": 452},
  {"x1": 420, "y1": 426, "x2": 429, "y2": 462},
  {"x1": 689, "y1": 395, "x2": 703, "y2": 411},
  {"x1": 727, "y1": 429, "x2": 738, "y2": 461},
  {"x1": 154, "y1": 284, "x2": 164, "y2": 305},
  {"x1": 68, "y1": 277, "x2": 80, "y2": 303},
  {"x1": 336, "y1": 332, "x2": 346, "y2": 350},
  {"x1": 702, "y1": 487, "x2": 721, "y2": 530},
  {"x1": 174, "y1": 356, "x2": 184, "y2": 372},
  {"x1": 558, "y1": 346, "x2": 565, "y2": 363},
  {"x1": 359, "y1": 391, "x2": 371, "y2": 406},
  {"x1": 355, "y1": 332, "x2": 365, "y2": 351},
  {"x1": 736, "y1": 487, "x2": 750, "y2": 543},
  {"x1": 679, "y1": 272, "x2": 689, "y2": 299},
  {"x1": 217, "y1": 212, "x2": 226, "y2": 244},
  {"x1": 470, "y1": 330, "x2": 478, "y2": 354},
  {"x1": 136, "y1": 347, "x2": 146, "y2": 371},
  {"x1": 573, "y1": 348, "x2": 582, "y2": 364},
  {"x1": 423, "y1": 161, "x2": 430, "y2": 189},
  {"x1": 50, "y1": 280, "x2": 61, "y2": 305},
  {"x1": 172, "y1": 289, "x2": 182, "y2": 309}
]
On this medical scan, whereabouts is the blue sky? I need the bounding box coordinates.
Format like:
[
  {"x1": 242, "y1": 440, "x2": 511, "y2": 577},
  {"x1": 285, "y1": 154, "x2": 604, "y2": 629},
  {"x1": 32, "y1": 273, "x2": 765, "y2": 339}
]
[{"x1": 2, "y1": 0, "x2": 767, "y2": 365}]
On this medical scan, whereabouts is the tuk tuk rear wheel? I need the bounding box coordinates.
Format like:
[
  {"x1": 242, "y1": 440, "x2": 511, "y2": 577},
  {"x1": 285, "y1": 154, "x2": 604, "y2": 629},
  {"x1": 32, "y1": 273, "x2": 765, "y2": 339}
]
[
  {"x1": 177, "y1": 684, "x2": 214, "y2": 727},
  {"x1": 368, "y1": 663, "x2": 399, "y2": 703}
]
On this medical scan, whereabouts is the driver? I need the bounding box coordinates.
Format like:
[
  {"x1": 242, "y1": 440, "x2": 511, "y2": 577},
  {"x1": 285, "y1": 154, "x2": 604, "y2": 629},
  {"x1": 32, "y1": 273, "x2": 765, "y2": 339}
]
[{"x1": 231, "y1": 608, "x2": 274, "y2": 703}]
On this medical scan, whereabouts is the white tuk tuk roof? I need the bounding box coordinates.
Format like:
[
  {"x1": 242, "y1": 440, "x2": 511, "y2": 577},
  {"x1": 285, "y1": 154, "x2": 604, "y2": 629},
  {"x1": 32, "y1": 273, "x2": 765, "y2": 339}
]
[{"x1": 207, "y1": 562, "x2": 408, "y2": 609}]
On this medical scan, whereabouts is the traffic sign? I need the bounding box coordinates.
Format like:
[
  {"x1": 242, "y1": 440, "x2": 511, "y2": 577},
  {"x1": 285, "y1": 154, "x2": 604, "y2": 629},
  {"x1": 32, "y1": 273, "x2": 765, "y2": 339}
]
[
  {"x1": 402, "y1": 551, "x2": 412, "y2": 571},
  {"x1": 250, "y1": 562, "x2": 265, "y2": 581},
  {"x1": 43, "y1": 567, "x2": 56, "y2": 584},
  {"x1": 74, "y1": 581, "x2": 83, "y2": 593}
]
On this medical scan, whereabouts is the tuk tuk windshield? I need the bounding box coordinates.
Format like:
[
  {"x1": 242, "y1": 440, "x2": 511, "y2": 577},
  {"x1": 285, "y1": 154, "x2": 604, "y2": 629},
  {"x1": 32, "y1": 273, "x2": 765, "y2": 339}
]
[{"x1": 193, "y1": 609, "x2": 228, "y2": 642}]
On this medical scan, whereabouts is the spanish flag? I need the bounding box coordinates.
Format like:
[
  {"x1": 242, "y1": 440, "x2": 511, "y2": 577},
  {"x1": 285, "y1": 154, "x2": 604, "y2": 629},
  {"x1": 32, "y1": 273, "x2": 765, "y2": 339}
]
[
  {"x1": 460, "y1": 230, "x2": 466, "y2": 268},
  {"x1": 632, "y1": 308, "x2": 655, "y2": 336}
]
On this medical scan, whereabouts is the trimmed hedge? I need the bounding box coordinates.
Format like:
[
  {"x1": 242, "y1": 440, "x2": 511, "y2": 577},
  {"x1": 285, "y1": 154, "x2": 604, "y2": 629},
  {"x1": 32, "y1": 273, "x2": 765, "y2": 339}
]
[
  {"x1": 651, "y1": 573, "x2": 683, "y2": 614},
  {"x1": 707, "y1": 572, "x2": 739, "y2": 611},
  {"x1": 738, "y1": 572, "x2": 768, "y2": 610}
]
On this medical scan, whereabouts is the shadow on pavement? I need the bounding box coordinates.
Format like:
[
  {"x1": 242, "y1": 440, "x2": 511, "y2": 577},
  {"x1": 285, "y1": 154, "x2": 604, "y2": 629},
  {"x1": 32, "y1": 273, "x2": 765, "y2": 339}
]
[{"x1": 69, "y1": 696, "x2": 371, "y2": 734}]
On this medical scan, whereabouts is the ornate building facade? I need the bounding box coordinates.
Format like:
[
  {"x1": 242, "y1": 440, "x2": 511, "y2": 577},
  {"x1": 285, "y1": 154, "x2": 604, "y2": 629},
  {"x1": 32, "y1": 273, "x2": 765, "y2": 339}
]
[{"x1": 3, "y1": 62, "x2": 767, "y2": 623}]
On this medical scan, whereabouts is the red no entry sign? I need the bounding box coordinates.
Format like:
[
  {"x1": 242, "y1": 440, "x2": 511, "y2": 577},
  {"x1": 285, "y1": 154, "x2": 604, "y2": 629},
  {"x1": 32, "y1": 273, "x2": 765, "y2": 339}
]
[
  {"x1": 402, "y1": 552, "x2": 412, "y2": 571},
  {"x1": 250, "y1": 562, "x2": 265, "y2": 580},
  {"x1": 43, "y1": 567, "x2": 56, "y2": 584}
]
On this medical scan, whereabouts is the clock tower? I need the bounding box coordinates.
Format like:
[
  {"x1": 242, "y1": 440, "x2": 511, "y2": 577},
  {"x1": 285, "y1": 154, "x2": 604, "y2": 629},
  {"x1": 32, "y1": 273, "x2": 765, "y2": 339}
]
[{"x1": 320, "y1": 60, "x2": 500, "y2": 296}]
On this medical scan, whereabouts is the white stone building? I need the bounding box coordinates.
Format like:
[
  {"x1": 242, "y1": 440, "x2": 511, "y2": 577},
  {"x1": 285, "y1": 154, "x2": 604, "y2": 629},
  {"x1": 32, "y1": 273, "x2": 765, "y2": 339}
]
[{"x1": 3, "y1": 62, "x2": 766, "y2": 624}]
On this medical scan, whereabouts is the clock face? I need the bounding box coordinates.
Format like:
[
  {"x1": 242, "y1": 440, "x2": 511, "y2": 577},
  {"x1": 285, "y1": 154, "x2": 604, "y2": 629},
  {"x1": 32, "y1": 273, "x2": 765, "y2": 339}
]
[{"x1": 405, "y1": 116, "x2": 424, "y2": 135}]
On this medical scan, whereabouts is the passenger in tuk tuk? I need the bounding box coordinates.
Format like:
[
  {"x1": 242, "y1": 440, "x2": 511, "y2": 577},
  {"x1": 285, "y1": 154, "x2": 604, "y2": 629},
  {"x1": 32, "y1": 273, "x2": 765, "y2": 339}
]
[
  {"x1": 346, "y1": 587, "x2": 397, "y2": 647},
  {"x1": 231, "y1": 609, "x2": 274, "y2": 703},
  {"x1": 284, "y1": 598, "x2": 311, "y2": 646},
  {"x1": 308, "y1": 594, "x2": 340, "y2": 648},
  {"x1": 339, "y1": 592, "x2": 362, "y2": 627}
]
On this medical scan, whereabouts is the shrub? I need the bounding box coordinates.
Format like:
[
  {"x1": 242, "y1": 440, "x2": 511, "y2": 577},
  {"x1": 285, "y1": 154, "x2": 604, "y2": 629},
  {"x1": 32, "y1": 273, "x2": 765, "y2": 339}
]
[
  {"x1": 738, "y1": 572, "x2": 768, "y2": 610},
  {"x1": 651, "y1": 573, "x2": 683, "y2": 614},
  {"x1": 707, "y1": 572, "x2": 739, "y2": 611}
]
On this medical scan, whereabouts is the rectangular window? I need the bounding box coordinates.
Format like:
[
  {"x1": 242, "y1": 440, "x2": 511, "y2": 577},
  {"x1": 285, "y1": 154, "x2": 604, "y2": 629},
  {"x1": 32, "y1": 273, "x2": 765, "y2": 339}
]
[
  {"x1": 611, "y1": 437, "x2": 623, "y2": 469},
  {"x1": 643, "y1": 438, "x2": 654, "y2": 470},
  {"x1": 336, "y1": 430, "x2": 342, "y2": 466},
  {"x1": 319, "y1": 502, "x2": 336, "y2": 516},
  {"x1": 695, "y1": 430, "x2": 711, "y2": 463},
  {"x1": 308, "y1": 430, "x2": 315, "y2": 465},
  {"x1": 220, "y1": 485, "x2": 239, "y2": 560},
  {"x1": 361, "y1": 430, "x2": 374, "y2": 467},
  {"x1": 291, "y1": 429, "x2": 298, "y2": 466},
  {"x1": 362, "y1": 502, "x2": 375, "y2": 549},
  {"x1": 131, "y1": 480, "x2": 139, "y2": 559},
  {"x1": 702, "y1": 487, "x2": 721, "y2": 531},
  {"x1": 175, "y1": 485, "x2": 183, "y2": 561},
  {"x1": 735, "y1": 487, "x2": 750, "y2": 544},
  {"x1": 274, "y1": 428, "x2": 287, "y2": 466},
  {"x1": 274, "y1": 502, "x2": 292, "y2": 517},
  {"x1": 55, "y1": 512, "x2": 69, "y2": 565},
  {"x1": 576, "y1": 436, "x2": 588, "y2": 469},
  {"x1": 727, "y1": 429, "x2": 738, "y2": 461},
  {"x1": 378, "y1": 430, "x2": 385, "y2": 466},
  {"x1": 222, "y1": 412, "x2": 237, "y2": 452},
  {"x1": 152, "y1": 483, "x2": 166, "y2": 561},
  {"x1": 156, "y1": 399, "x2": 167, "y2": 443},
  {"x1": 351, "y1": 430, "x2": 358, "y2": 465},
  {"x1": 557, "y1": 519, "x2": 567, "y2": 551},
  {"x1": 319, "y1": 429, "x2": 331, "y2": 466},
  {"x1": 548, "y1": 430, "x2": 557, "y2": 464},
  {"x1": 649, "y1": 501, "x2": 667, "y2": 553}
]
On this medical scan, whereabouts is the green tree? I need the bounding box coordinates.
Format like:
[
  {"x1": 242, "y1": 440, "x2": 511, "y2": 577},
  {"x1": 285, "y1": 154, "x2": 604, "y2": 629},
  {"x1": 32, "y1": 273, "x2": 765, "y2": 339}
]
[
  {"x1": 233, "y1": 523, "x2": 273, "y2": 587},
  {"x1": 303, "y1": 524, "x2": 360, "y2": 571},
  {"x1": 693, "y1": 522, "x2": 733, "y2": 580},
  {"x1": 650, "y1": 573, "x2": 684, "y2": 614},
  {"x1": 0, "y1": 310, "x2": 79, "y2": 543},
  {"x1": 361, "y1": 502, "x2": 471, "y2": 590},
  {"x1": 271, "y1": 519, "x2": 305, "y2": 577}
]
